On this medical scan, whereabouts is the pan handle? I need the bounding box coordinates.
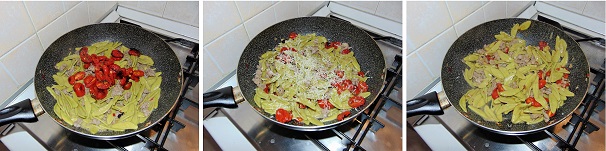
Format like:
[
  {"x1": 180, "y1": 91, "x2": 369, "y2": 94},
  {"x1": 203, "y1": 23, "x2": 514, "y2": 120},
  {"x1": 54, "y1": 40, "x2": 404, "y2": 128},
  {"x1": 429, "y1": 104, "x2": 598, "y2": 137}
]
[
  {"x1": 0, "y1": 99, "x2": 38, "y2": 126},
  {"x1": 407, "y1": 91, "x2": 449, "y2": 117},
  {"x1": 203, "y1": 86, "x2": 239, "y2": 108}
]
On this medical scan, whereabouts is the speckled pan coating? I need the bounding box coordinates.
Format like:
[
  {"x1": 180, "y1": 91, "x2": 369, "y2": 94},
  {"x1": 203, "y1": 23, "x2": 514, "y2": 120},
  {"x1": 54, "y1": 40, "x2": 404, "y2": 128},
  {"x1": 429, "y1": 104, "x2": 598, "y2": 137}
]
[
  {"x1": 237, "y1": 17, "x2": 386, "y2": 131},
  {"x1": 34, "y1": 23, "x2": 182, "y2": 140},
  {"x1": 441, "y1": 18, "x2": 589, "y2": 135}
]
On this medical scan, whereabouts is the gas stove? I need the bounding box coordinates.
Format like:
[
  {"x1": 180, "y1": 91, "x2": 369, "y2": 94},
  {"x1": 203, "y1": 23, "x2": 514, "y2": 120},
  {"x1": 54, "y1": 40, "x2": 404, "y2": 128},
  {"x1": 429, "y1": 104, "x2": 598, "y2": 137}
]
[
  {"x1": 409, "y1": 2, "x2": 605, "y2": 151},
  {"x1": 203, "y1": 2, "x2": 403, "y2": 150},
  {"x1": 0, "y1": 5, "x2": 199, "y2": 151}
]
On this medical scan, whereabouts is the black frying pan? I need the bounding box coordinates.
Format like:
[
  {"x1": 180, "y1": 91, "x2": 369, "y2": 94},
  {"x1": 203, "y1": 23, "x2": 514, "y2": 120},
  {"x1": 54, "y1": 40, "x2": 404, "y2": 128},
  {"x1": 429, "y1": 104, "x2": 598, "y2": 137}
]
[
  {"x1": 407, "y1": 18, "x2": 590, "y2": 135},
  {"x1": 0, "y1": 23, "x2": 183, "y2": 140},
  {"x1": 203, "y1": 17, "x2": 386, "y2": 131}
]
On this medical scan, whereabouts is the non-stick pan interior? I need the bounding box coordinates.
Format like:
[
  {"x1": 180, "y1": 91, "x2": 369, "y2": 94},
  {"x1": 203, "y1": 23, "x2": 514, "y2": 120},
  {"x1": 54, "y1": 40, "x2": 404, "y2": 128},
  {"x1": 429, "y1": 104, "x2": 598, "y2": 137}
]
[
  {"x1": 35, "y1": 23, "x2": 182, "y2": 139},
  {"x1": 237, "y1": 17, "x2": 386, "y2": 131},
  {"x1": 441, "y1": 18, "x2": 589, "y2": 135}
]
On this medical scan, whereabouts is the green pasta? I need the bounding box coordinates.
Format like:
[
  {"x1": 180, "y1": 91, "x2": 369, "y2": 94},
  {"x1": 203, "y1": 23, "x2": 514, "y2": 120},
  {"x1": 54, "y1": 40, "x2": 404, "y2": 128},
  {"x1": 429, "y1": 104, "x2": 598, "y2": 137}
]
[
  {"x1": 252, "y1": 33, "x2": 370, "y2": 125},
  {"x1": 48, "y1": 41, "x2": 162, "y2": 133},
  {"x1": 461, "y1": 21, "x2": 574, "y2": 124}
]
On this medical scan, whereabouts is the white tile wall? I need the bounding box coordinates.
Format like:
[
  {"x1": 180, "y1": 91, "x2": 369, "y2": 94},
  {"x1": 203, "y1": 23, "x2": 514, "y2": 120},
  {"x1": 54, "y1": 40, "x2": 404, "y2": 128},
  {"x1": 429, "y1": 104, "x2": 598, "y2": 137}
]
[
  {"x1": 336, "y1": 1, "x2": 402, "y2": 23},
  {"x1": 0, "y1": 1, "x2": 117, "y2": 104},
  {"x1": 117, "y1": 1, "x2": 200, "y2": 28},
  {"x1": 543, "y1": 1, "x2": 605, "y2": 22},
  {"x1": 202, "y1": 1, "x2": 327, "y2": 92},
  {"x1": 406, "y1": 1, "x2": 532, "y2": 99},
  {"x1": 583, "y1": 1, "x2": 605, "y2": 22}
]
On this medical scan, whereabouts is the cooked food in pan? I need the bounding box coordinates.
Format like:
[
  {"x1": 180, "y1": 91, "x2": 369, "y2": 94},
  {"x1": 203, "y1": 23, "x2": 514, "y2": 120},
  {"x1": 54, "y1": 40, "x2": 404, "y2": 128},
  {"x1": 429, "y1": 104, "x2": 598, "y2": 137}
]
[
  {"x1": 460, "y1": 21, "x2": 575, "y2": 124},
  {"x1": 47, "y1": 41, "x2": 162, "y2": 133},
  {"x1": 252, "y1": 33, "x2": 369, "y2": 126}
]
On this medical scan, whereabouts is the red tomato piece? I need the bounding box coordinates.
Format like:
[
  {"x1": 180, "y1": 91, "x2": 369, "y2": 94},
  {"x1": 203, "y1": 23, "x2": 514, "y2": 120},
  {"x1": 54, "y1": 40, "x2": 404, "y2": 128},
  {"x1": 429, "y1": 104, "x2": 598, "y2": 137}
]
[
  {"x1": 504, "y1": 47, "x2": 509, "y2": 54},
  {"x1": 526, "y1": 97, "x2": 541, "y2": 107},
  {"x1": 348, "y1": 96, "x2": 365, "y2": 108},
  {"x1": 263, "y1": 84, "x2": 270, "y2": 93},
  {"x1": 497, "y1": 83, "x2": 506, "y2": 91},
  {"x1": 335, "y1": 70, "x2": 344, "y2": 78},
  {"x1": 491, "y1": 88, "x2": 499, "y2": 99},
  {"x1": 73, "y1": 72, "x2": 85, "y2": 81},
  {"x1": 563, "y1": 73, "x2": 569, "y2": 79},
  {"x1": 280, "y1": 47, "x2": 288, "y2": 52},
  {"x1": 342, "y1": 80, "x2": 355, "y2": 92},
  {"x1": 357, "y1": 71, "x2": 364, "y2": 77},
  {"x1": 539, "y1": 79, "x2": 547, "y2": 89},
  {"x1": 296, "y1": 117, "x2": 303, "y2": 122},
  {"x1": 68, "y1": 75, "x2": 76, "y2": 85},
  {"x1": 123, "y1": 82, "x2": 132, "y2": 90},
  {"x1": 547, "y1": 110, "x2": 555, "y2": 118},
  {"x1": 83, "y1": 75, "x2": 95, "y2": 88},
  {"x1": 73, "y1": 83, "x2": 85, "y2": 97},
  {"x1": 133, "y1": 70, "x2": 145, "y2": 77},
  {"x1": 317, "y1": 99, "x2": 334, "y2": 109},
  {"x1": 546, "y1": 70, "x2": 551, "y2": 78},
  {"x1": 128, "y1": 49, "x2": 141, "y2": 56},
  {"x1": 298, "y1": 102, "x2": 307, "y2": 109},
  {"x1": 358, "y1": 81, "x2": 368, "y2": 93},
  {"x1": 275, "y1": 108, "x2": 292, "y2": 123},
  {"x1": 96, "y1": 81, "x2": 111, "y2": 90},
  {"x1": 539, "y1": 41, "x2": 547, "y2": 50},
  {"x1": 288, "y1": 32, "x2": 297, "y2": 39},
  {"x1": 111, "y1": 50, "x2": 123, "y2": 58},
  {"x1": 341, "y1": 49, "x2": 351, "y2": 54},
  {"x1": 337, "y1": 111, "x2": 351, "y2": 121}
]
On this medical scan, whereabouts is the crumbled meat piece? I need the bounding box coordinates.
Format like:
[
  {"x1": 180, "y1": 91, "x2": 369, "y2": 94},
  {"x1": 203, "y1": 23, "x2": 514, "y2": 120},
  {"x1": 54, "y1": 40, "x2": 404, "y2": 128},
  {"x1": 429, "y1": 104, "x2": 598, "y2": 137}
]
[
  {"x1": 111, "y1": 85, "x2": 124, "y2": 97},
  {"x1": 530, "y1": 113, "x2": 541, "y2": 119},
  {"x1": 540, "y1": 86, "x2": 551, "y2": 95},
  {"x1": 472, "y1": 69, "x2": 485, "y2": 84},
  {"x1": 92, "y1": 118, "x2": 100, "y2": 125}
]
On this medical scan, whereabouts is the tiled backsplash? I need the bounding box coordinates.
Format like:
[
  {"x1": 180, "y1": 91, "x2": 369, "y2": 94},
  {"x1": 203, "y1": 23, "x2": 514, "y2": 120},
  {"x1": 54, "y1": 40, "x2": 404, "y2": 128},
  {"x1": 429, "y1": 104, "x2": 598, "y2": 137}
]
[
  {"x1": 406, "y1": 1, "x2": 533, "y2": 99},
  {"x1": 0, "y1": 1, "x2": 117, "y2": 104},
  {"x1": 118, "y1": 1, "x2": 199, "y2": 27},
  {"x1": 202, "y1": 1, "x2": 327, "y2": 92},
  {"x1": 0, "y1": 1, "x2": 199, "y2": 105},
  {"x1": 544, "y1": 1, "x2": 605, "y2": 22}
]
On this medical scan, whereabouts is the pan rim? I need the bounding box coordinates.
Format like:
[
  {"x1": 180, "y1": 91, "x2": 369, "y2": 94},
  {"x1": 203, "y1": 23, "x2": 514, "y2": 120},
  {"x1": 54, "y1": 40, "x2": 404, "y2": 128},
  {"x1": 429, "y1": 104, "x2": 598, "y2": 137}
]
[
  {"x1": 236, "y1": 16, "x2": 389, "y2": 131},
  {"x1": 35, "y1": 23, "x2": 185, "y2": 140},
  {"x1": 441, "y1": 18, "x2": 590, "y2": 135}
]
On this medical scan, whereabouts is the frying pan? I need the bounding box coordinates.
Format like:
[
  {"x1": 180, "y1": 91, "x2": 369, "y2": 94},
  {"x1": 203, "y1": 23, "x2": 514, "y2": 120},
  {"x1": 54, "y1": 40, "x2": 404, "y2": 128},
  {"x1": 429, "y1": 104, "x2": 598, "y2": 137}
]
[
  {"x1": 407, "y1": 18, "x2": 590, "y2": 135},
  {"x1": 0, "y1": 23, "x2": 183, "y2": 140},
  {"x1": 203, "y1": 17, "x2": 386, "y2": 131}
]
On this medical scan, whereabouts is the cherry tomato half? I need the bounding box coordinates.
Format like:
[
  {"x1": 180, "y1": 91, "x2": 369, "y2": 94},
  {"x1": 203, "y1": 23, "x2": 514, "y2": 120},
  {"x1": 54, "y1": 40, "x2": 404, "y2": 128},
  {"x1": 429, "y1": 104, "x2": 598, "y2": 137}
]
[
  {"x1": 348, "y1": 96, "x2": 365, "y2": 108},
  {"x1": 335, "y1": 70, "x2": 344, "y2": 78},
  {"x1": 111, "y1": 50, "x2": 124, "y2": 58},
  {"x1": 275, "y1": 108, "x2": 292, "y2": 123},
  {"x1": 128, "y1": 49, "x2": 141, "y2": 56},
  {"x1": 73, "y1": 83, "x2": 85, "y2": 97},
  {"x1": 317, "y1": 99, "x2": 334, "y2": 109},
  {"x1": 358, "y1": 81, "x2": 368, "y2": 93},
  {"x1": 538, "y1": 70, "x2": 544, "y2": 80},
  {"x1": 341, "y1": 49, "x2": 351, "y2": 54},
  {"x1": 337, "y1": 111, "x2": 351, "y2": 121},
  {"x1": 539, "y1": 41, "x2": 547, "y2": 50},
  {"x1": 539, "y1": 79, "x2": 547, "y2": 89},
  {"x1": 491, "y1": 88, "x2": 499, "y2": 99},
  {"x1": 288, "y1": 32, "x2": 297, "y2": 39},
  {"x1": 123, "y1": 82, "x2": 132, "y2": 90},
  {"x1": 357, "y1": 71, "x2": 365, "y2": 77}
]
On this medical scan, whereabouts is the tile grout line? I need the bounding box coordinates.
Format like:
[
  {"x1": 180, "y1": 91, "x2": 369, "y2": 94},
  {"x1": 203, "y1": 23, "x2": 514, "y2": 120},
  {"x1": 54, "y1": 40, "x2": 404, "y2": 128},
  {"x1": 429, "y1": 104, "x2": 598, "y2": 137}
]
[
  {"x1": 408, "y1": 26, "x2": 454, "y2": 56},
  {"x1": 203, "y1": 48, "x2": 226, "y2": 74},
  {"x1": 0, "y1": 62, "x2": 20, "y2": 87},
  {"x1": 413, "y1": 52, "x2": 436, "y2": 78}
]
